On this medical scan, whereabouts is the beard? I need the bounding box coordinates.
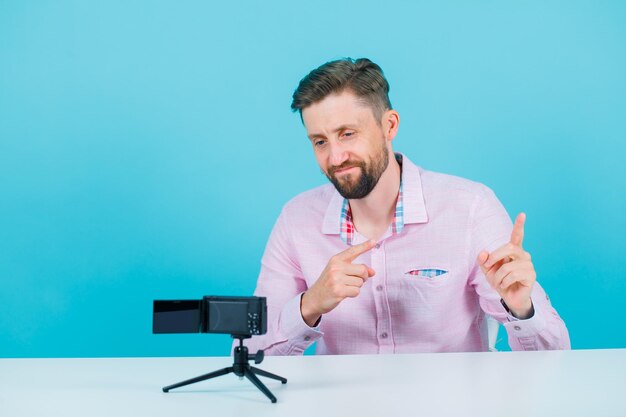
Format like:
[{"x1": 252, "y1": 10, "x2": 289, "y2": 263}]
[{"x1": 326, "y1": 143, "x2": 390, "y2": 199}]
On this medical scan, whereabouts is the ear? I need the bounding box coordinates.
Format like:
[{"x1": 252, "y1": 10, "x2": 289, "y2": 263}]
[{"x1": 382, "y1": 110, "x2": 400, "y2": 141}]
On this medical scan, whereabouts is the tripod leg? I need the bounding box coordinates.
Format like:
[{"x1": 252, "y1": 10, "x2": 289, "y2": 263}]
[
  {"x1": 163, "y1": 366, "x2": 233, "y2": 392},
  {"x1": 243, "y1": 368, "x2": 277, "y2": 403},
  {"x1": 250, "y1": 366, "x2": 288, "y2": 384}
]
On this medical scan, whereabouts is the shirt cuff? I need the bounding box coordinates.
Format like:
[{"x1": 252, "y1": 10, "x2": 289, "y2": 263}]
[
  {"x1": 501, "y1": 296, "x2": 547, "y2": 338},
  {"x1": 279, "y1": 292, "x2": 324, "y2": 354}
]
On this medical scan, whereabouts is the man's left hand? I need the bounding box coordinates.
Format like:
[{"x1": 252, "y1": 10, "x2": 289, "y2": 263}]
[{"x1": 477, "y1": 213, "x2": 536, "y2": 319}]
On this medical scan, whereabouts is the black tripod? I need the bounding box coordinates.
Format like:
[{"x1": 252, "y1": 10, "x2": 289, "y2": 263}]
[{"x1": 162, "y1": 335, "x2": 287, "y2": 403}]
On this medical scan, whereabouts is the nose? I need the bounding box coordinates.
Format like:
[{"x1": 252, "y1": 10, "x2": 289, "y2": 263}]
[{"x1": 328, "y1": 141, "x2": 349, "y2": 167}]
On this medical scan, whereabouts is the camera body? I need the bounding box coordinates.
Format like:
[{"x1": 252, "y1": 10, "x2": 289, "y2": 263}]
[{"x1": 153, "y1": 296, "x2": 267, "y2": 337}]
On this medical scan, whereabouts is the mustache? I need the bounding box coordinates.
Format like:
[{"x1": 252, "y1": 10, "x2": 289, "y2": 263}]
[{"x1": 328, "y1": 160, "x2": 365, "y2": 176}]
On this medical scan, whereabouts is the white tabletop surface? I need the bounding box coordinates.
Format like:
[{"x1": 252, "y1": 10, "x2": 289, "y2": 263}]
[{"x1": 1, "y1": 349, "x2": 625, "y2": 417}]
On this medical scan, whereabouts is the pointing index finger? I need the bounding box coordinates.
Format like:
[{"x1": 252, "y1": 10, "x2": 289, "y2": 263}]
[
  {"x1": 339, "y1": 239, "x2": 377, "y2": 262},
  {"x1": 510, "y1": 212, "x2": 526, "y2": 247}
]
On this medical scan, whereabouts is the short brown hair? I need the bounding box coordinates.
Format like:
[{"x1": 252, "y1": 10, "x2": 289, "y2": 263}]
[{"x1": 291, "y1": 58, "x2": 392, "y2": 122}]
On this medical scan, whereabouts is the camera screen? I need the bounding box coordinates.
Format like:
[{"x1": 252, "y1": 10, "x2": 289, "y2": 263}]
[{"x1": 153, "y1": 300, "x2": 202, "y2": 333}]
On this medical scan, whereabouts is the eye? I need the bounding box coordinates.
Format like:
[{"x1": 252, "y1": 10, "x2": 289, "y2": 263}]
[
  {"x1": 314, "y1": 139, "x2": 326, "y2": 147},
  {"x1": 342, "y1": 131, "x2": 355, "y2": 138}
]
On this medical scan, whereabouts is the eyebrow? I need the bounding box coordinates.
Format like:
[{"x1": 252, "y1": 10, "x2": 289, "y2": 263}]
[{"x1": 307, "y1": 124, "x2": 358, "y2": 140}]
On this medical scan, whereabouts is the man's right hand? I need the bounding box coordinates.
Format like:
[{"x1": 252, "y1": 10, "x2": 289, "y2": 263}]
[{"x1": 300, "y1": 240, "x2": 377, "y2": 327}]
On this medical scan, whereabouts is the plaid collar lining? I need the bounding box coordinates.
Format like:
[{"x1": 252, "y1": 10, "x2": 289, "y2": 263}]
[{"x1": 339, "y1": 181, "x2": 405, "y2": 246}]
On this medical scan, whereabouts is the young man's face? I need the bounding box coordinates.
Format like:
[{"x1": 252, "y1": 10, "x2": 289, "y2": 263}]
[{"x1": 301, "y1": 90, "x2": 391, "y2": 199}]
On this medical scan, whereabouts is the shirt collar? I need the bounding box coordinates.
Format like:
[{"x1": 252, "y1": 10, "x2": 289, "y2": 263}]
[{"x1": 322, "y1": 152, "x2": 428, "y2": 237}]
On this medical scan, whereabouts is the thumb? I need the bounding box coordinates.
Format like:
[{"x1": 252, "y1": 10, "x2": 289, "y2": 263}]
[
  {"x1": 367, "y1": 266, "x2": 376, "y2": 277},
  {"x1": 477, "y1": 251, "x2": 489, "y2": 270}
]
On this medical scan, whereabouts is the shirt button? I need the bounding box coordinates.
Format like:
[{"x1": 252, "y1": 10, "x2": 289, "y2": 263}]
[
  {"x1": 376, "y1": 285, "x2": 383, "y2": 291},
  {"x1": 304, "y1": 336, "x2": 311, "y2": 341},
  {"x1": 381, "y1": 332, "x2": 388, "y2": 339},
  {"x1": 514, "y1": 325, "x2": 522, "y2": 331},
  {"x1": 375, "y1": 243, "x2": 381, "y2": 249}
]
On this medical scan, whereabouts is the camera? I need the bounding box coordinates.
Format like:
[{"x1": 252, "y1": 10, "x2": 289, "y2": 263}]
[
  {"x1": 153, "y1": 296, "x2": 267, "y2": 337},
  {"x1": 153, "y1": 295, "x2": 285, "y2": 403}
]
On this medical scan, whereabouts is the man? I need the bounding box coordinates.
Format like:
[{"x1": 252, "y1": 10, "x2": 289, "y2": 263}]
[{"x1": 245, "y1": 58, "x2": 570, "y2": 355}]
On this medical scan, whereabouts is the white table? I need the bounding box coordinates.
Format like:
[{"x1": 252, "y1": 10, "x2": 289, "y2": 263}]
[{"x1": 1, "y1": 349, "x2": 625, "y2": 417}]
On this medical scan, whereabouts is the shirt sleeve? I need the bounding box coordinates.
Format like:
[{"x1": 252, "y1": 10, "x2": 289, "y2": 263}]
[
  {"x1": 467, "y1": 186, "x2": 571, "y2": 351},
  {"x1": 240, "y1": 206, "x2": 324, "y2": 356}
]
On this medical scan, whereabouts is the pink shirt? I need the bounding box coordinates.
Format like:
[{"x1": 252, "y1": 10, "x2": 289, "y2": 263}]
[{"x1": 245, "y1": 154, "x2": 570, "y2": 355}]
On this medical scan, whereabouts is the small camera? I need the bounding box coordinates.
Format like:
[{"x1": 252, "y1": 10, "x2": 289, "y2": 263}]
[
  {"x1": 153, "y1": 295, "x2": 285, "y2": 403},
  {"x1": 153, "y1": 296, "x2": 267, "y2": 337}
]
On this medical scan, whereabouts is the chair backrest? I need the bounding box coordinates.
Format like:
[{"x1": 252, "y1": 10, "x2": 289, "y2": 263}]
[{"x1": 486, "y1": 314, "x2": 500, "y2": 352}]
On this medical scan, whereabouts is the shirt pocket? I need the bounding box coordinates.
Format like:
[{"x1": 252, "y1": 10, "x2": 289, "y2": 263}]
[{"x1": 399, "y1": 266, "x2": 461, "y2": 309}]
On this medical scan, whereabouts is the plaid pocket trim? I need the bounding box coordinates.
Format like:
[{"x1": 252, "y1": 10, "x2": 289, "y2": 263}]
[{"x1": 405, "y1": 268, "x2": 448, "y2": 278}]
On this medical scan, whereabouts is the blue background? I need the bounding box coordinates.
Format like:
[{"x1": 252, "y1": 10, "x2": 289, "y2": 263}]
[{"x1": 1, "y1": 1, "x2": 625, "y2": 358}]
